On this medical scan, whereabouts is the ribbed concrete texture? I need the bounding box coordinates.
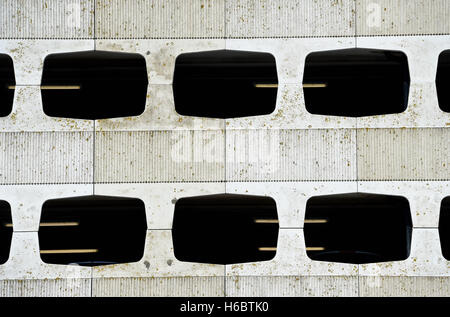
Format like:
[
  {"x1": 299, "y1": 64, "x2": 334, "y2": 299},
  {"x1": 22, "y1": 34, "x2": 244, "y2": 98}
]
[
  {"x1": 356, "y1": 0, "x2": 450, "y2": 36},
  {"x1": 357, "y1": 128, "x2": 450, "y2": 181},
  {"x1": 94, "y1": 130, "x2": 225, "y2": 183},
  {"x1": 226, "y1": 276, "x2": 358, "y2": 297},
  {"x1": 0, "y1": 0, "x2": 94, "y2": 39},
  {"x1": 92, "y1": 277, "x2": 225, "y2": 297},
  {"x1": 360, "y1": 276, "x2": 450, "y2": 297},
  {"x1": 0, "y1": 132, "x2": 93, "y2": 184},
  {"x1": 226, "y1": 0, "x2": 355, "y2": 38},
  {"x1": 0, "y1": 279, "x2": 91, "y2": 297},
  {"x1": 95, "y1": 0, "x2": 225, "y2": 39},
  {"x1": 226, "y1": 129, "x2": 357, "y2": 181}
]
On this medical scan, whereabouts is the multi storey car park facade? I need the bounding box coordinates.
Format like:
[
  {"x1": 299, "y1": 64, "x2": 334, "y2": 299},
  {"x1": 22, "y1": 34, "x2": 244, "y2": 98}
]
[{"x1": 0, "y1": 0, "x2": 449, "y2": 297}]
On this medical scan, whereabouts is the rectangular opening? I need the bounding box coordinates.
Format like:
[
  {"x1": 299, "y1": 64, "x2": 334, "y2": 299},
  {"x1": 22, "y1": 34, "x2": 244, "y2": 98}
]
[
  {"x1": 172, "y1": 194, "x2": 279, "y2": 265},
  {"x1": 41, "y1": 50, "x2": 148, "y2": 120},
  {"x1": 304, "y1": 193, "x2": 412, "y2": 264},
  {"x1": 303, "y1": 48, "x2": 410, "y2": 117},
  {"x1": 38, "y1": 195, "x2": 147, "y2": 266},
  {"x1": 173, "y1": 50, "x2": 278, "y2": 119}
]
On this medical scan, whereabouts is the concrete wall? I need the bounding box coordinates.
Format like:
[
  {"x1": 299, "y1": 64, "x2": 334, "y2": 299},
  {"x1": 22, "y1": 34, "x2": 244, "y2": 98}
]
[{"x1": 0, "y1": 0, "x2": 449, "y2": 296}]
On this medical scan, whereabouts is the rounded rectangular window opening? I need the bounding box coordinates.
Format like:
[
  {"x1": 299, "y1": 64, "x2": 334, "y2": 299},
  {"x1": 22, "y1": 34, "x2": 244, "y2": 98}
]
[
  {"x1": 304, "y1": 193, "x2": 412, "y2": 264},
  {"x1": 41, "y1": 50, "x2": 148, "y2": 120},
  {"x1": 303, "y1": 48, "x2": 410, "y2": 117},
  {"x1": 0, "y1": 200, "x2": 13, "y2": 265},
  {"x1": 439, "y1": 196, "x2": 450, "y2": 260},
  {"x1": 38, "y1": 195, "x2": 147, "y2": 267},
  {"x1": 173, "y1": 49, "x2": 278, "y2": 119},
  {"x1": 436, "y1": 50, "x2": 450, "y2": 113},
  {"x1": 0, "y1": 54, "x2": 15, "y2": 117},
  {"x1": 172, "y1": 194, "x2": 279, "y2": 265}
]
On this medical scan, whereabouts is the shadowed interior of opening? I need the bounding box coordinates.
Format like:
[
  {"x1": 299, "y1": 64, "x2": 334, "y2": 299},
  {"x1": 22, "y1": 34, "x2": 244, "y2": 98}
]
[
  {"x1": 439, "y1": 196, "x2": 450, "y2": 260},
  {"x1": 304, "y1": 193, "x2": 412, "y2": 264},
  {"x1": 172, "y1": 49, "x2": 278, "y2": 119},
  {"x1": 303, "y1": 48, "x2": 410, "y2": 117},
  {"x1": 41, "y1": 50, "x2": 148, "y2": 120},
  {"x1": 38, "y1": 195, "x2": 147, "y2": 266},
  {"x1": 0, "y1": 201, "x2": 12, "y2": 265},
  {"x1": 436, "y1": 50, "x2": 450, "y2": 113},
  {"x1": 0, "y1": 54, "x2": 15, "y2": 117},
  {"x1": 172, "y1": 194, "x2": 279, "y2": 265}
]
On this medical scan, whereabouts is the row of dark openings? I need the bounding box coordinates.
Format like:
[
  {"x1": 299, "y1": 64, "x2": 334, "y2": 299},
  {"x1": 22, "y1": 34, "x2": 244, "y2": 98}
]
[
  {"x1": 0, "y1": 193, "x2": 449, "y2": 266},
  {"x1": 1, "y1": 49, "x2": 450, "y2": 119}
]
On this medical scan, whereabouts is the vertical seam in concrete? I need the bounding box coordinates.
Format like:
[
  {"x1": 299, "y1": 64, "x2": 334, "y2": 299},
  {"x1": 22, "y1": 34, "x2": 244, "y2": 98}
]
[
  {"x1": 91, "y1": 1, "x2": 97, "y2": 296},
  {"x1": 224, "y1": 266, "x2": 226, "y2": 297},
  {"x1": 224, "y1": 0, "x2": 227, "y2": 39},
  {"x1": 355, "y1": 0, "x2": 359, "y2": 193},
  {"x1": 93, "y1": 121, "x2": 95, "y2": 195},
  {"x1": 354, "y1": 0, "x2": 358, "y2": 47}
]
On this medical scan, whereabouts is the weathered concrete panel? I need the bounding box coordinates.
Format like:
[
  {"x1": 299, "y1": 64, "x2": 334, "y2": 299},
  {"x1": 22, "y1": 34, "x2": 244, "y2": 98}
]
[
  {"x1": 226, "y1": 0, "x2": 355, "y2": 38},
  {"x1": 95, "y1": 130, "x2": 225, "y2": 183},
  {"x1": 0, "y1": 132, "x2": 93, "y2": 185},
  {"x1": 357, "y1": 128, "x2": 450, "y2": 181},
  {"x1": 360, "y1": 276, "x2": 450, "y2": 297},
  {"x1": 0, "y1": 0, "x2": 94, "y2": 39},
  {"x1": 0, "y1": 278, "x2": 91, "y2": 297},
  {"x1": 92, "y1": 277, "x2": 224, "y2": 297},
  {"x1": 96, "y1": 0, "x2": 225, "y2": 39},
  {"x1": 226, "y1": 276, "x2": 358, "y2": 297},
  {"x1": 226, "y1": 129, "x2": 357, "y2": 182},
  {"x1": 356, "y1": 0, "x2": 450, "y2": 36}
]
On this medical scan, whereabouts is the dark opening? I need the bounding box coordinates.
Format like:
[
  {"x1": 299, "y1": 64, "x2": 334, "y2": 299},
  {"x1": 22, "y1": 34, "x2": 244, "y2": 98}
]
[
  {"x1": 172, "y1": 194, "x2": 279, "y2": 265},
  {"x1": 0, "y1": 54, "x2": 15, "y2": 117},
  {"x1": 0, "y1": 200, "x2": 13, "y2": 265},
  {"x1": 173, "y1": 50, "x2": 278, "y2": 119},
  {"x1": 439, "y1": 196, "x2": 450, "y2": 260},
  {"x1": 436, "y1": 50, "x2": 450, "y2": 113},
  {"x1": 41, "y1": 50, "x2": 148, "y2": 120},
  {"x1": 304, "y1": 193, "x2": 412, "y2": 264},
  {"x1": 303, "y1": 48, "x2": 410, "y2": 117},
  {"x1": 38, "y1": 195, "x2": 147, "y2": 266}
]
